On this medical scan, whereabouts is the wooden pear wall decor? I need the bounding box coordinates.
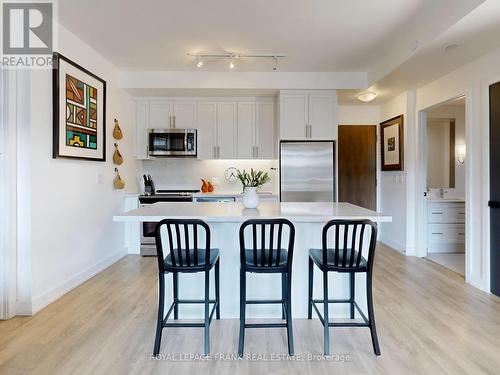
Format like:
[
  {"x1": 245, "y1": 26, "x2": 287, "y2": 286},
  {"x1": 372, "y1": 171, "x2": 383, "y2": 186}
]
[
  {"x1": 113, "y1": 118, "x2": 123, "y2": 140},
  {"x1": 114, "y1": 168, "x2": 125, "y2": 189},
  {"x1": 113, "y1": 143, "x2": 123, "y2": 165}
]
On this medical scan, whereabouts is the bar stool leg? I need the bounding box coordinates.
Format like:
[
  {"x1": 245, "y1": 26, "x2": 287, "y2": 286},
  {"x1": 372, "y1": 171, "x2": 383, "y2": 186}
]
[
  {"x1": 153, "y1": 273, "x2": 165, "y2": 356},
  {"x1": 215, "y1": 259, "x2": 221, "y2": 319},
  {"x1": 173, "y1": 272, "x2": 179, "y2": 320},
  {"x1": 350, "y1": 272, "x2": 355, "y2": 319},
  {"x1": 238, "y1": 270, "x2": 246, "y2": 357},
  {"x1": 322, "y1": 269, "x2": 330, "y2": 356},
  {"x1": 367, "y1": 271, "x2": 381, "y2": 356},
  {"x1": 281, "y1": 273, "x2": 286, "y2": 319},
  {"x1": 308, "y1": 258, "x2": 313, "y2": 319},
  {"x1": 204, "y1": 269, "x2": 210, "y2": 355},
  {"x1": 285, "y1": 272, "x2": 294, "y2": 356}
]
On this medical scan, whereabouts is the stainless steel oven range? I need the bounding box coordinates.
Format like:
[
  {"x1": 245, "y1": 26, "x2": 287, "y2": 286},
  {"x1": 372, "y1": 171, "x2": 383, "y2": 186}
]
[{"x1": 138, "y1": 190, "x2": 199, "y2": 256}]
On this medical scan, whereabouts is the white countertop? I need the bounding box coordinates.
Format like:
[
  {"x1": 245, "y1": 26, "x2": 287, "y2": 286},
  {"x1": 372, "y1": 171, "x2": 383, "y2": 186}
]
[
  {"x1": 113, "y1": 202, "x2": 392, "y2": 223},
  {"x1": 427, "y1": 198, "x2": 465, "y2": 203},
  {"x1": 192, "y1": 191, "x2": 278, "y2": 198}
]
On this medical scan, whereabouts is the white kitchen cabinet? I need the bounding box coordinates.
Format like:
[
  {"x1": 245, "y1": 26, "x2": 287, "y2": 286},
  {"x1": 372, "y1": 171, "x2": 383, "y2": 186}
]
[
  {"x1": 149, "y1": 101, "x2": 172, "y2": 130},
  {"x1": 173, "y1": 101, "x2": 196, "y2": 128},
  {"x1": 135, "y1": 100, "x2": 149, "y2": 159},
  {"x1": 237, "y1": 102, "x2": 256, "y2": 159},
  {"x1": 216, "y1": 102, "x2": 237, "y2": 159},
  {"x1": 279, "y1": 92, "x2": 308, "y2": 140},
  {"x1": 196, "y1": 102, "x2": 217, "y2": 159},
  {"x1": 308, "y1": 93, "x2": 336, "y2": 140},
  {"x1": 279, "y1": 90, "x2": 336, "y2": 140},
  {"x1": 427, "y1": 201, "x2": 465, "y2": 253},
  {"x1": 256, "y1": 102, "x2": 275, "y2": 159}
]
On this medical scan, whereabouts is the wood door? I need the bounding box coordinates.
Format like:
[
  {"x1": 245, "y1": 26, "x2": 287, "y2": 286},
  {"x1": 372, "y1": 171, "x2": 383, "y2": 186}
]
[
  {"x1": 489, "y1": 82, "x2": 500, "y2": 296},
  {"x1": 279, "y1": 92, "x2": 308, "y2": 140},
  {"x1": 308, "y1": 92, "x2": 336, "y2": 140},
  {"x1": 237, "y1": 102, "x2": 256, "y2": 159},
  {"x1": 338, "y1": 125, "x2": 377, "y2": 210}
]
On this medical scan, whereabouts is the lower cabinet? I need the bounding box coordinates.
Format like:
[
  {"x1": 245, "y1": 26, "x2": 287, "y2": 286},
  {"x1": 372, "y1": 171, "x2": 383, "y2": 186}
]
[{"x1": 427, "y1": 201, "x2": 465, "y2": 253}]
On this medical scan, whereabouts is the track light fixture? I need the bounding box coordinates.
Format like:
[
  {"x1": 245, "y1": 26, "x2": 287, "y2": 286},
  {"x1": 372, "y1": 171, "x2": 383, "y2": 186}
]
[
  {"x1": 196, "y1": 56, "x2": 203, "y2": 68},
  {"x1": 188, "y1": 52, "x2": 286, "y2": 71}
]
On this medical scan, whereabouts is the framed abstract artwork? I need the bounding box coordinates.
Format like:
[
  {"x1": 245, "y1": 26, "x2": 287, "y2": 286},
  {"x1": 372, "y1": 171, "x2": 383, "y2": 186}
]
[
  {"x1": 380, "y1": 115, "x2": 404, "y2": 171},
  {"x1": 52, "y1": 53, "x2": 106, "y2": 161}
]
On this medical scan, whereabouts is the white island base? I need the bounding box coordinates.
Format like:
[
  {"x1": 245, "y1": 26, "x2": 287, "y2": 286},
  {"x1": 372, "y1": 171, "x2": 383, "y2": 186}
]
[{"x1": 114, "y1": 202, "x2": 392, "y2": 319}]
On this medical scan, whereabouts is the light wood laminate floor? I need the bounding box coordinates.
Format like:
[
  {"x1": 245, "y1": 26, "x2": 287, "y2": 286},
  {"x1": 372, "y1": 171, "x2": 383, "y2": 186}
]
[{"x1": 1, "y1": 244, "x2": 500, "y2": 375}]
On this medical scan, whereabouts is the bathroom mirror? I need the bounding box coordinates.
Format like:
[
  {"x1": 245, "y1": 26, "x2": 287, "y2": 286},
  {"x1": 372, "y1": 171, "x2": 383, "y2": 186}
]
[{"x1": 426, "y1": 118, "x2": 456, "y2": 188}]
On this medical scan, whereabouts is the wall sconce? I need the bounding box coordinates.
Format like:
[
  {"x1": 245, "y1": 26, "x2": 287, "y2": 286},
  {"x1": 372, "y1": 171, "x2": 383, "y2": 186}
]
[{"x1": 456, "y1": 144, "x2": 466, "y2": 164}]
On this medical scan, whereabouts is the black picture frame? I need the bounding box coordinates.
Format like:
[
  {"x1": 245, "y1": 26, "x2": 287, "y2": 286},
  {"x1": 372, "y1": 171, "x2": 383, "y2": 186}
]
[
  {"x1": 380, "y1": 115, "x2": 404, "y2": 171},
  {"x1": 52, "y1": 52, "x2": 107, "y2": 161}
]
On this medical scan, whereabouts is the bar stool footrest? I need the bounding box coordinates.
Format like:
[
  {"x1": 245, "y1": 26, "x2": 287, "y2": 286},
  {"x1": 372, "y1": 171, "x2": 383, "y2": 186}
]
[
  {"x1": 162, "y1": 300, "x2": 219, "y2": 327},
  {"x1": 311, "y1": 300, "x2": 369, "y2": 326},
  {"x1": 245, "y1": 323, "x2": 288, "y2": 329}
]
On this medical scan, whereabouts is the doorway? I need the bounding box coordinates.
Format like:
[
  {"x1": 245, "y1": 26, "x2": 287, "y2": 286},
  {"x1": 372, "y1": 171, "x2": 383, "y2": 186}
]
[
  {"x1": 338, "y1": 125, "x2": 377, "y2": 210},
  {"x1": 421, "y1": 97, "x2": 466, "y2": 277},
  {"x1": 489, "y1": 81, "x2": 500, "y2": 296}
]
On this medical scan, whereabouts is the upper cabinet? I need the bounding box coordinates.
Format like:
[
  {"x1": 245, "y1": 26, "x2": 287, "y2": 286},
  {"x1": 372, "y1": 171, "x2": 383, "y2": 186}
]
[
  {"x1": 279, "y1": 90, "x2": 337, "y2": 140},
  {"x1": 134, "y1": 97, "x2": 276, "y2": 160},
  {"x1": 217, "y1": 102, "x2": 238, "y2": 159}
]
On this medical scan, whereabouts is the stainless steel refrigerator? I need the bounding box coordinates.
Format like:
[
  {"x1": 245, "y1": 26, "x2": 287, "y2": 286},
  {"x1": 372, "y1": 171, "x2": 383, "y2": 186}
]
[{"x1": 280, "y1": 141, "x2": 336, "y2": 202}]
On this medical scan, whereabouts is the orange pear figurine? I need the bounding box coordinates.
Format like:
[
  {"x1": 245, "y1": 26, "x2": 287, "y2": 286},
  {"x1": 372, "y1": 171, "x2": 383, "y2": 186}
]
[
  {"x1": 207, "y1": 181, "x2": 214, "y2": 192},
  {"x1": 201, "y1": 179, "x2": 208, "y2": 193}
]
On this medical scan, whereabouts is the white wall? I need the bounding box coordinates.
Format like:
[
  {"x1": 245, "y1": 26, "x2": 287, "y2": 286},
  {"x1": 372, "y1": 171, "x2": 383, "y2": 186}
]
[
  {"x1": 25, "y1": 25, "x2": 139, "y2": 314},
  {"x1": 378, "y1": 93, "x2": 408, "y2": 252}
]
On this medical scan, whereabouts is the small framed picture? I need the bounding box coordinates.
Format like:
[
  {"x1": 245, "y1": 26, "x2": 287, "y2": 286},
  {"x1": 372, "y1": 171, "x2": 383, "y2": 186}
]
[
  {"x1": 380, "y1": 115, "x2": 404, "y2": 171},
  {"x1": 53, "y1": 53, "x2": 107, "y2": 161}
]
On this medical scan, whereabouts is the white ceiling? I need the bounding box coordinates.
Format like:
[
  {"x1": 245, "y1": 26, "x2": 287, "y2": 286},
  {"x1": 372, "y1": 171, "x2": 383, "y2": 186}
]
[{"x1": 58, "y1": 0, "x2": 500, "y2": 102}]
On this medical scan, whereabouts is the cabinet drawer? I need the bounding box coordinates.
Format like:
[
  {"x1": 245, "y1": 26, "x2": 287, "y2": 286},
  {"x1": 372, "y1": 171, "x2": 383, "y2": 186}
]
[
  {"x1": 427, "y1": 202, "x2": 465, "y2": 223},
  {"x1": 427, "y1": 224, "x2": 465, "y2": 252}
]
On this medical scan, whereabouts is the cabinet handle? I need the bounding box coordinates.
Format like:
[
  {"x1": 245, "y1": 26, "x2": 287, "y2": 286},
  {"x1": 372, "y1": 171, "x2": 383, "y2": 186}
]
[
  {"x1": 431, "y1": 212, "x2": 443, "y2": 214},
  {"x1": 213, "y1": 146, "x2": 216, "y2": 159},
  {"x1": 432, "y1": 232, "x2": 444, "y2": 235},
  {"x1": 173, "y1": 115, "x2": 176, "y2": 128},
  {"x1": 217, "y1": 146, "x2": 220, "y2": 158},
  {"x1": 458, "y1": 233, "x2": 465, "y2": 235},
  {"x1": 309, "y1": 124, "x2": 312, "y2": 138},
  {"x1": 169, "y1": 115, "x2": 172, "y2": 128},
  {"x1": 255, "y1": 146, "x2": 258, "y2": 158}
]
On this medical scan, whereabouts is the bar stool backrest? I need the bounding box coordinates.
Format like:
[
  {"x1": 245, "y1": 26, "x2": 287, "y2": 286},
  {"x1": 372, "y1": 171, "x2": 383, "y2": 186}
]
[
  {"x1": 239, "y1": 218, "x2": 295, "y2": 270},
  {"x1": 155, "y1": 218, "x2": 211, "y2": 273},
  {"x1": 322, "y1": 219, "x2": 377, "y2": 270}
]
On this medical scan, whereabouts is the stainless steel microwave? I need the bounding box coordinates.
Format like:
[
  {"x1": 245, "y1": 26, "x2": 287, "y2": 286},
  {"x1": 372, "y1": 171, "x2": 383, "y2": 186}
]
[{"x1": 148, "y1": 129, "x2": 197, "y2": 157}]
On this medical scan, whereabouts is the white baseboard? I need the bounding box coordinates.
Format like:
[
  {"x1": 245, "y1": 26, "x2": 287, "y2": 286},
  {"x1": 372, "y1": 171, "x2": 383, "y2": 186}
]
[
  {"x1": 378, "y1": 236, "x2": 404, "y2": 253},
  {"x1": 15, "y1": 301, "x2": 32, "y2": 316},
  {"x1": 31, "y1": 248, "x2": 127, "y2": 315}
]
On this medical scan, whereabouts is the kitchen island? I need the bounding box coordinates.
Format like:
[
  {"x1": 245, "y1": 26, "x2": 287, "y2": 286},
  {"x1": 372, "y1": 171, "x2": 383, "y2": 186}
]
[{"x1": 114, "y1": 202, "x2": 391, "y2": 319}]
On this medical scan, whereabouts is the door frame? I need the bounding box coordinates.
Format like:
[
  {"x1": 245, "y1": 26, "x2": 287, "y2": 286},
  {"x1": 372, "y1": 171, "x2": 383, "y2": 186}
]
[
  {"x1": 0, "y1": 69, "x2": 18, "y2": 319},
  {"x1": 416, "y1": 95, "x2": 470, "y2": 282},
  {"x1": 480, "y1": 74, "x2": 500, "y2": 293}
]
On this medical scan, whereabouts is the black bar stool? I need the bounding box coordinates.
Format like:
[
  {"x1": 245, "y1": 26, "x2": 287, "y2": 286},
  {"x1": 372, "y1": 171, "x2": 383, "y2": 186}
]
[
  {"x1": 153, "y1": 219, "x2": 220, "y2": 356},
  {"x1": 238, "y1": 218, "x2": 295, "y2": 357},
  {"x1": 308, "y1": 219, "x2": 381, "y2": 356}
]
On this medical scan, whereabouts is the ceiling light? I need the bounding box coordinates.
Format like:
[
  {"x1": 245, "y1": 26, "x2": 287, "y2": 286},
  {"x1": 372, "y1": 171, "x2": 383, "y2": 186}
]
[
  {"x1": 187, "y1": 52, "x2": 286, "y2": 71},
  {"x1": 357, "y1": 91, "x2": 377, "y2": 102}
]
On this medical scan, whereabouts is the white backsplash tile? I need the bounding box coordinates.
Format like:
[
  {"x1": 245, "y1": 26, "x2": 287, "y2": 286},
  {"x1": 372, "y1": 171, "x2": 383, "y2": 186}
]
[{"x1": 140, "y1": 159, "x2": 278, "y2": 193}]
